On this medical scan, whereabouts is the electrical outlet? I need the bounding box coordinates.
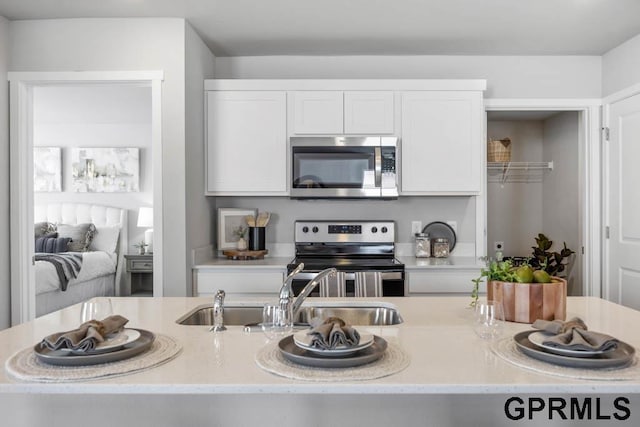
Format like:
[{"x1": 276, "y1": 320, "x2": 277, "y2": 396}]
[
  {"x1": 494, "y1": 241, "x2": 504, "y2": 252},
  {"x1": 446, "y1": 221, "x2": 457, "y2": 234},
  {"x1": 411, "y1": 221, "x2": 423, "y2": 235}
]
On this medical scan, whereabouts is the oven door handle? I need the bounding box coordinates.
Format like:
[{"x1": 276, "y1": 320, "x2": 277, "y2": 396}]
[{"x1": 293, "y1": 271, "x2": 403, "y2": 281}]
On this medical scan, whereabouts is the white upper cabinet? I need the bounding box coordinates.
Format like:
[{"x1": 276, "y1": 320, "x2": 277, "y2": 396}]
[
  {"x1": 293, "y1": 91, "x2": 343, "y2": 134},
  {"x1": 292, "y1": 91, "x2": 394, "y2": 134},
  {"x1": 400, "y1": 91, "x2": 483, "y2": 195},
  {"x1": 206, "y1": 91, "x2": 287, "y2": 195},
  {"x1": 344, "y1": 91, "x2": 395, "y2": 134}
]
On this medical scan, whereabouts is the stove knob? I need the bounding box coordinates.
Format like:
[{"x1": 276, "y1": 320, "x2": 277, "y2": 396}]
[
  {"x1": 371, "y1": 226, "x2": 378, "y2": 233},
  {"x1": 381, "y1": 226, "x2": 388, "y2": 233},
  {"x1": 312, "y1": 226, "x2": 319, "y2": 233},
  {"x1": 302, "y1": 226, "x2": 309, "y2": 233}
]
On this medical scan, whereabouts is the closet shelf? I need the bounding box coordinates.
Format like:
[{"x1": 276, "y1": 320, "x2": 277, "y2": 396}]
[{"x1": 487, "y1": 161, "x2": 554, "y2": 184}]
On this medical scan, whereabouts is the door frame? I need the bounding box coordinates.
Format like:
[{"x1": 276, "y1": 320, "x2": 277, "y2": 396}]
[
  {"x1": 601, "y1": 82, "x2": 640, "y2": 302},
  {"x1": 484, "y1": 98, "x2": 602, "y2": 297},
  {"x1": 9, "y1": 70, "x2": 164, "y2": 325}
]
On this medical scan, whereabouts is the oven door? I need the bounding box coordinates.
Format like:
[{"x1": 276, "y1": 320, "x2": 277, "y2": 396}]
[{"x1": 290, "y1": 271, "x2": 406, "y2": 297}]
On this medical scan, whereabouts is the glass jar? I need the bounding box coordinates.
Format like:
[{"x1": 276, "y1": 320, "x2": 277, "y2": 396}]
[
  {"x1": 432, "y1": 238, "x2": 450, "y2": 258},
  {"x1": 414, "y1": 233, "x2": 431, "y2": 258}
]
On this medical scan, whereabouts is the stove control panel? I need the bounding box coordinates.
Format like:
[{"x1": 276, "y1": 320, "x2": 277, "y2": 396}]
[{"x1": 295, "y1": 221, "x2": 395, "y2": 243}]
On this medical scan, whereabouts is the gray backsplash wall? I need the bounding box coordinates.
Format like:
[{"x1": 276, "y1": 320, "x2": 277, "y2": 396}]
[{"x1": 213, "y1": 196, "x2": 476, "y2": 245}]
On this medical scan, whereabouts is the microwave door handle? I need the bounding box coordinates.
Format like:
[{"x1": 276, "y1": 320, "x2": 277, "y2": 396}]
[{"x1": 374, "y1": 146, "x2": 382, "y2": 187}]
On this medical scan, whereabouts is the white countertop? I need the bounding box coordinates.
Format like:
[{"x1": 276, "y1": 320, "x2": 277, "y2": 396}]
[
  {"x1": 2, "y1": 296, "x2": 640, "y2": 395},
  {"x1": 193, "y1": 256, "x2": 292, "y2": 269},
  {"x1": 194, "y1": 256, "x2": 483, "y2": 270}
]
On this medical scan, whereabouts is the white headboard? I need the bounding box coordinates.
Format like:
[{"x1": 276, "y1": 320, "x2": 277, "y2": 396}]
[{"x1": 34, "y1": 203, "x2": 128, "y2": 296}]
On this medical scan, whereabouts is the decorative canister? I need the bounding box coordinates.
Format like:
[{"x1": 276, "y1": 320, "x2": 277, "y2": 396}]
[
  {"x1": 432, "y1": 238, "x2": 449, "y2": 258},
  {"x1": 414, "y1": 233, "x2": 431, "y2": 258}
]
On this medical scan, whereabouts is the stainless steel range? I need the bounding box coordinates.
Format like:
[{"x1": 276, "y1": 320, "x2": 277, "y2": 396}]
[{"x1": 287, "y1": 220, "x2": 406, "y2": 297}]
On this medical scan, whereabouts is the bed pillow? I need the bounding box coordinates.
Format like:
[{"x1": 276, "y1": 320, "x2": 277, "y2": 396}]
[
  {"x1": 35, "y1": 236, "x2": 72, "y2": 253},
  {"x1": 57, "y1": 223, "x2": 97, "y2": 252},
  {"x1": 34, "y1": 222, "x2": 57, "y2": 238},
  {"x1": 90, "y1": 226, "x2": 121, "y2": 254}
]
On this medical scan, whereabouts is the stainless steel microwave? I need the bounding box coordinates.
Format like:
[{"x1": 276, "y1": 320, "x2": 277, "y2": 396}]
[{"x1": 290, "y1": 136, "x2": 398, "y2": 199}]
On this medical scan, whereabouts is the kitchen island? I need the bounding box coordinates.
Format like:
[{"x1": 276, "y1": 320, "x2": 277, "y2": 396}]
[{"x1": 1, "y1": 296, "x2": 640, "y2": 426}]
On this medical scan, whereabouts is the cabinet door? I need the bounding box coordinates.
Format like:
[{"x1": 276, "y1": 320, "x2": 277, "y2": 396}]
[
  {"x1": 206, "y1": 91, "x2": 287, "y2": 195},
  {"x1": 344, "y1": 91, "x2": 394, "y2": 134},
  {"x1": 193, "y1": 269, "x2": 285, "y2": 297},
  {"x1": 401, "y1": 91, "x2": 482, "y2": 194},
  {"x1": 407, "y1": 270, "x2": 482, "y2": 295},
  {"x1": 292, "y1": 91, "x2": 343, "y2": 134}
]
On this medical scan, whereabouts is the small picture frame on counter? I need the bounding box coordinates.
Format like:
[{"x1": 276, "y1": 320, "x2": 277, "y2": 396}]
[{"x1": 217, "y1": 208, "x2": 257, "y2": 250}]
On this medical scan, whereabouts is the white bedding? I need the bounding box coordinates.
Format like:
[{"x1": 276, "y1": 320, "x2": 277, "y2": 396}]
[{"x1": 35, "y1": 251, "x2": 117, "y2": 295}]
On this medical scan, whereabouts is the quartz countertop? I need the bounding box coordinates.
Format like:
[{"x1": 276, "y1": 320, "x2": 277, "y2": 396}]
[
  {"x1": 399, "y1": 255, "x2": 484, "y2": 269},
  {"x1": 193, "y1": 256, "x2": 292, "y2": 269},
  {"x1": 1, "y1": 296, "x2": 639, "y2": 395}
]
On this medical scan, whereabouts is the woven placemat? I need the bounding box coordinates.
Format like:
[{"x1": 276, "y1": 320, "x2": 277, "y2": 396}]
[
  {"x1": 255, "y1": 341, "x2": 410, "y2": 382},
  {"x1": 5, "y1": 334, "x2": 181, "y2": 383},
  {"x1": 491, "y1": 337, "x2": 640, "y2": 381}
]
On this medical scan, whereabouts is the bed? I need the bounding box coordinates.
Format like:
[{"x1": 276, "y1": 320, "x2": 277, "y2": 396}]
[{"x1": 34, "y1": 203, "x2": 127, "y2": 317}]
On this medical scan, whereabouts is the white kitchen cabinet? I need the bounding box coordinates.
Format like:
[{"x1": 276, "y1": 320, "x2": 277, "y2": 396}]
[
  {"x1": 206, "y1": 91, "x2": 287, "y2": 195},
  {"x1": 193, "y1": 268, "x2": 285, "y2": 297},
  {"x1": 407, "y1": 269, "x2": 483, "y2": 295},
  {"x1": 292, "y1": 91, "x2": 394, "y2": 134},
  {"x1": 400, "y1": 91, "x2": 483, "y2": 195},
  {"x1": 344, "y1": 91, "x2": 395, "y2": 134},
  {"x1": 292, "y1": 91, "x2": 343, "y2": 134}
]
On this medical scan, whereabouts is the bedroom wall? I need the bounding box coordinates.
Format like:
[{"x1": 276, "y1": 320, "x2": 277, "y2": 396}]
[
  {"x1": 0, "y1": 16, "x2": 10, "y2": 330},
  {"x1": 9, "y1": 18, "x2": 188, "y2": 297},
  {"x1": 32, "y1": 85, "x2": 153, "y2": 251},
  {"x1": 184, "y1": 23, "x2": 216, "y2": 295}
]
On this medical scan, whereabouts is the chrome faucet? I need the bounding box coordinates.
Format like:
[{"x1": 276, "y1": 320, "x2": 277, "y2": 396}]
[
  {"x1": 210, "y1": 289, "x2": 227, "y2": 332},
  {"x1": 279, "y1": 265, "x2": 337, "y2": 321}
]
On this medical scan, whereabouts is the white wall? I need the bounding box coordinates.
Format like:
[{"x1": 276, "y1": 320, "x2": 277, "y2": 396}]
[
  {"x1": 486, "y1": 120, "x2": 544, "y2": 258},
  {"x1": 215, "y1": 55, "x2": 602, "y2": 98},
  {"x1": 0, "y1": 16, "x2": 10, "y2": 330},
  {"x1": 184, "y1": 23, "x2": 216, "y2": 295},
  {"x1": 9, "y1": 18, "x2": 188, "y2": 297},
  {"x1": 33, "y1": 85, "x2": 152, "y2": 249},
  {"x1": 214, "y1": 196, "x2": 476, "y2": 256},
  {"x1": 602, "y1": 33, "x2": 640, "y2": 97},
  {"x1": 543, "y1": 112, "x2": 581, "y2": 295}
]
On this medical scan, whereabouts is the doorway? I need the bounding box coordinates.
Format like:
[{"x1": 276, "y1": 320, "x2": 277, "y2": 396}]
[
  {"x1": 484, "y1": 100, "x2": 601, "y2": 298},
  {"x1": 9, "y1": 71, "x2": 163, "y2": 325}
]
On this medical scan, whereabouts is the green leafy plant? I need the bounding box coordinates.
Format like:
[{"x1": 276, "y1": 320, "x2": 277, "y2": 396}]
[
  {"x1": 233, "y1": 226, "x2": 247, "y2": 239},
  {"x1": 529, "y1": 233, "x2": 575, "y2": 277},
  {"x1": 470, "y1": 259, "x2": 517, "y2": 307}
]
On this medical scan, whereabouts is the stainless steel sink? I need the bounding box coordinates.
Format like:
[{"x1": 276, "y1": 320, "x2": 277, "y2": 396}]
[{"x1": 176, "y1": 302, "x2": 403, "y2": 326}]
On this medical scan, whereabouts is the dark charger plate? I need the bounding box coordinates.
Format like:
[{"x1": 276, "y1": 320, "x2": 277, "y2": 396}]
[
  {"x1": 34, "y1": 328, "x2": 155, "y2": 366},
  {"x1": 514, "y1": 330, "x2": 635, "y2": 369},
  {"x1": 278, "y1": 335, "x2": 388, "y2": 368}
]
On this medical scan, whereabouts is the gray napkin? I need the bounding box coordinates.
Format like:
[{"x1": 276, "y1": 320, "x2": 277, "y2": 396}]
[
  {"x1": 41, "y1": 315, "x2": 129, "y2": 352},
  {"x1": 307, "y1": 317, "x2": 361, "y2": 350},
  {"x1": 532, "y1": 317, "x2": 618, "y2": 352}
]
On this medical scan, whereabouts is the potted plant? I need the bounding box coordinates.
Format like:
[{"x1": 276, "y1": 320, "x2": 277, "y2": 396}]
[
  {"x1": 471, "y1": 234, "x2": 574, "y2": 323},
  {"x1": 133, "y1": 240, "x2": 148, "y2": 255},
  {"x1": 234, "y1": 226, "x2": 248, "y2": 251}
]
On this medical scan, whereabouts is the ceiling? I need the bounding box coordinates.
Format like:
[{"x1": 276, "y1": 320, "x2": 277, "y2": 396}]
[{"x1": 1, "y1": 0, "x2": 639, "y2": 57}]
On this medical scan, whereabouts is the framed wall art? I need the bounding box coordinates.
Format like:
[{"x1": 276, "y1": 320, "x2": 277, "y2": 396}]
[
  {"x1": 71, "y1": 147, "x2": 139, "y2": 192},
  {"x1": 34, "y1": 147, "x2": 62, "y2": 192},
  {"x1": 217, "y1": 208, "x2": 257, "y2": 250}
]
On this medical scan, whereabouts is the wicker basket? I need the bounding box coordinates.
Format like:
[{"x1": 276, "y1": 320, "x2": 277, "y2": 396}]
[{"x1": 487, "y1": 138, "x2": 511, "y2": 162}]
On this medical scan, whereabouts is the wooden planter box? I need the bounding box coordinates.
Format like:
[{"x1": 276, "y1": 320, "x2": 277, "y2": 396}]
[{"x1": 487, "y1": 277, "x2": 567, "y2": 324}]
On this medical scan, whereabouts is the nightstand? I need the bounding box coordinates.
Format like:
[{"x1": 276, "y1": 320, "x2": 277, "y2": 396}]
[{"x1": 125, "y1": 254, "x2": 153, "y2": 296}]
